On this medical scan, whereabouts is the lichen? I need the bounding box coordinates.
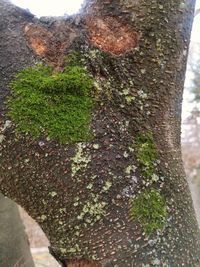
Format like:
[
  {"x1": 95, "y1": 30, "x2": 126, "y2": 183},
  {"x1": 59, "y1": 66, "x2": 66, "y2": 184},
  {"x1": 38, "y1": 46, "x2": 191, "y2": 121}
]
[
  {"x1": 86, "y1": 183, "x2": 93, "y2": 190},
  {"x1": 77, "y1": 194, "x2": 107, "y2": 225},
  {"x1": 125, "y1": 165, "x2": 137, "y2": 175},
  {"x1": 101, "y1": 181, "x2": 112, "y2": 192},
  {"x1": 130, "y1": 189, "x2": 167, "y2": 235},
  {"x1": 93, "y1": 143, "x2": 100, "y2": 150},
  {"x1": 0, "y1": 120, "x2": 12, "y2": 144},
  {"x1": 7, "y1": 62, "x2": 93, "y2": 143},
  {"x1": 135, "y1": 132, "x2": 158, "y2": 177},
  {"x1": 123, "y1": 151, "x2": 129, "y2": 158},
  {"x1": 118, "y1": 86, "x2": 136, "y2": 104},
  {"x1": 49, "y1": 191, "x2": 57, "y2": 197},
  {"x1": 40, "y1": 214, "x2": 47, "y2": 222},
  {"x1": 137, "y1": 90, "x2": 148, "y2": 99},
  {"x1": 71, "y1": 142, "x2": 91, "y2": 177},
  {"x1": 125, "y1": 95, "x2": 135, "y2": 104},
  {"x1": 0, "y1": 135, "x2": 4, "y2": 143}
]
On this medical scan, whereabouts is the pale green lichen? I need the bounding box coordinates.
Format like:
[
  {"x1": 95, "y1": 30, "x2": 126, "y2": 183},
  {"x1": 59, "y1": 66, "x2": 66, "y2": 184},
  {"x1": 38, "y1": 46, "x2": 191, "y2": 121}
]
[
  {"x1": 71, "y1": 142, "x2": 91, "y2": 177},
  {"x1": 102, "y1": 181, "x2": 112, "y2": 192},
  {"x1": 125, "y1": 95, "x2": 135, "y2": 104},
  {"x1": 40, "y1": 215, "x2": 47, "y2": 221},
  {"x1": 0, "y1": 135, "x2": 5, "y2": 143},
  {"x1": 60, "y1": 248, "x2": 67, "y2": 254},
  {"x1": 67, "y1": 244, "x2": 81, "y2": 253},
  {"x1": 85, "y1": 49, "x2": 100, "y2": 59},
  {"x1": 0, "y1": 120, "x2": 12, "y2": 144},
  {"x1": 49, "y1": 191, "x2": 57, "y2": 197},
  {"x1": 86, "y1": 183, "x2": 93, "y2": 190},
  {"x1": 77, "y1": 194, "x2": 107, "y2": 224},
  {"x1": 137, "y1": 90, "x2": 148, "y2": 99},
  {"x1": 60, "y1": 244, "x2": 81, "y2": 255},
  {"x1": 123, "y1": 151, "x2": 129, "y2": 158},
  {"x1": 119, "y1": 87, "x2": 135, "y2": 104},
  {"x1": 121, "y1": 88, "x2": 130, "y2": 95},
  {"x1": 119, "y1": 120, "x2": 130, "y2": 132},
  {"x1": 125, "y1": 165, "x2": 137, "y2": 175},
  {"x1": 151, "y1": 173, "x2": 159, "y2": 182},
  {"x1": 93, "y1": 144, "x2": 100, "y2": 149},
  {"x1": 128, "y1": 146, "x2": 134, "y2": 153},
  {"x1": 140, "y1": 69, "x2": 146, "y2": 74},
  {"x1": 59, "y1": 208, "x2": 66, "y2": 213},
  {"x1": 179, "y1": 2, "x2": 187, "y2": 9},
  {"x1": 73, "y1": 202, "x2": 79, "y2": 207}
]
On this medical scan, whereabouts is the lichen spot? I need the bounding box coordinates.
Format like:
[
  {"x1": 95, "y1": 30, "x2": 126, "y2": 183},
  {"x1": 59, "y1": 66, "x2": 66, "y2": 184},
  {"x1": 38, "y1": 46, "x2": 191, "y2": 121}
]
[
  {"x1": 85, "y1": 16, "x2": 139, "y2": 56},
  {"x1": 71, "y1": 143, "x2": 91, "y2": 177}
]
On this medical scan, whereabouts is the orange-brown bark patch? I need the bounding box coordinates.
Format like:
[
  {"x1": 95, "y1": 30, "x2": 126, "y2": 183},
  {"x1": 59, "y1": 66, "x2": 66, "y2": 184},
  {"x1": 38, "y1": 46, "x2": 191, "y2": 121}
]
[
  {"x1": 85, "y1": 16, "x2": 139, "y2": 55},
  {"x1": 24, "y1": 24, "x2": 52, "y2": 57},
  {"x1": 24, "y1": 22, "x2": 77, "y2": 69}
]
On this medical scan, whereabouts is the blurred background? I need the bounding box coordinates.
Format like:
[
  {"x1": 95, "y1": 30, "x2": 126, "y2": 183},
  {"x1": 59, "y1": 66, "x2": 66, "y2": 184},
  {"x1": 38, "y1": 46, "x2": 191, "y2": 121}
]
[
  {"x1": 4, "y1": 0, "x2": 200, "y2": 266},
  {"x1": 181, "y1": 0, "x2": 200, "y2": 227}
]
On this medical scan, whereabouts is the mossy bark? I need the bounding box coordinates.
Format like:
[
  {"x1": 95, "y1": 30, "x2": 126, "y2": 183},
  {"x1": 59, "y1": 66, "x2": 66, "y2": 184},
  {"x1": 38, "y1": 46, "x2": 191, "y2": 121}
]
[{"x1": 0, "y1": 0, "x2": 200, "y2": 266}]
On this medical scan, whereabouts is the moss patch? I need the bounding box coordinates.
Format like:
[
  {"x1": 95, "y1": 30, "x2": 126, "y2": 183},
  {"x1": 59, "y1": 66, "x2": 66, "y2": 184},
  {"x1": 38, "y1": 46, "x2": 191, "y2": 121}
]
[
  {"x1": 7, "y1": 64, "x2": 93, "y2": 143},
  {"x1": 135, "y1": 132, "x2": 157, "y2": 177},
  {"x1": 131, "y1": 189, "x2": 167, "y2": 235}
]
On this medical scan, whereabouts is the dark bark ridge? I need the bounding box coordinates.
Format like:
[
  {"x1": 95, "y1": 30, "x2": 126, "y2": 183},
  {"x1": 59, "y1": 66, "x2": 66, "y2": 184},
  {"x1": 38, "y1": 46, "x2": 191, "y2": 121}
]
[{"x1": 0, "y1": 0, "x2": 200, "y2": 266}]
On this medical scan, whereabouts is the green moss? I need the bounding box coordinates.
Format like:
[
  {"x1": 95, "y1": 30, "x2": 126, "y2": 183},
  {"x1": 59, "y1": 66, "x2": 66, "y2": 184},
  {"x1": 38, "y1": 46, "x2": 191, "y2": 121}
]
[
  {"x1": 65, "y1": 52, "x2": 83, "y2": 67},
  {"x1": 135, "y1": 132, "x2": 157, "y2": 177},
  {"x1": 7, "y1": 63, "x2": 94, "y2": 143},
  {"x1": 131, "y1": 189, "x2": 167, "y2": 234}
]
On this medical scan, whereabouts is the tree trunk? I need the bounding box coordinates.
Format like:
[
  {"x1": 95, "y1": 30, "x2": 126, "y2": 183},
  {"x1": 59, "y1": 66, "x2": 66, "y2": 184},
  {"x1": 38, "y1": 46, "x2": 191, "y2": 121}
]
[
  {"x1": 0, "y1": 194, "x2": 35, "y2": 267},
  {"x1": 0, "y1": 0, "x2": 200, "y2": 266}
]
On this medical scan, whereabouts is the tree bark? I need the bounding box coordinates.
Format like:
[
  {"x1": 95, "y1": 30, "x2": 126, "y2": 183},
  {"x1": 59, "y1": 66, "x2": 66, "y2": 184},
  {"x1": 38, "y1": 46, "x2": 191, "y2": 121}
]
[
  {"x1": 0, "y1": 194, "x2": 35, "y2": 267},
  {"x1": 0, "y1": 0, "x2": 200, "y2": 266}
]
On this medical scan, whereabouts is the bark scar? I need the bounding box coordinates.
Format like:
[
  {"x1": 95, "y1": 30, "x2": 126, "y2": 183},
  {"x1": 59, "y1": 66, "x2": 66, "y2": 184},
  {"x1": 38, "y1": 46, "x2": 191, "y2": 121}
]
[
  {"x1": 85, "y1": 16, "x2": 140, "y2": 56},
  {"x1": 24, "y1": 22, "x2": 77, "y2": 68}
]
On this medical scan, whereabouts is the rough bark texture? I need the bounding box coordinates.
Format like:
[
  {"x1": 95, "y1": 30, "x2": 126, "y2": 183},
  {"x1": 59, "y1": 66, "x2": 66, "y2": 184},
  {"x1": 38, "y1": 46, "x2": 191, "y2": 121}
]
[
  {"x1": 0, "y1": 194, "x2": 35, "y2": 267},
  {"x1": 0, "y1": 0, "x2": 200, "y2": 266}
]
